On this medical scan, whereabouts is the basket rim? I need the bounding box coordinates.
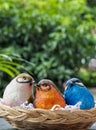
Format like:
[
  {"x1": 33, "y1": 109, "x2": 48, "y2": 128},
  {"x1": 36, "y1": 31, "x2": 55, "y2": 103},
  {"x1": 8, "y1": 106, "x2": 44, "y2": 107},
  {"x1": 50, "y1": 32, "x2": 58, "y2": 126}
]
[
  {"x1": 0, "y1": 104, "x2": 96, "y2": 130},
  {"x1": 0, "y1": 104, "x2": 96, "y2": 123}
]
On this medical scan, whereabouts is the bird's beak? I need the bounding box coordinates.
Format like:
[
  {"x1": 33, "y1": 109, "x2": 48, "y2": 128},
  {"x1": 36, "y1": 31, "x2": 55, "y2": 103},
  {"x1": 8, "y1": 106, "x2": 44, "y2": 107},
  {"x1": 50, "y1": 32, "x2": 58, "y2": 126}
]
[
  {"x1": 64, "y1": 81, "x2": 73, "y2": 91},
  {"x1": 34, "y1": 84, "x2": 41, "y2": 91},
  {"x1": 36, "y1": 84, "x2": 40, "y2": 87},
  {"x1": 30, "y1": 80, "x2": 35, "y2": 86},
  {"x1": 63, "y1": 82, "x2": 68, "y2": 91},
  {"x1": 32, "y1": 82, "x2": 40, "y2": 88},
  {"x1": 65, "y1": 85, "x2": 68, "y2": 91}
]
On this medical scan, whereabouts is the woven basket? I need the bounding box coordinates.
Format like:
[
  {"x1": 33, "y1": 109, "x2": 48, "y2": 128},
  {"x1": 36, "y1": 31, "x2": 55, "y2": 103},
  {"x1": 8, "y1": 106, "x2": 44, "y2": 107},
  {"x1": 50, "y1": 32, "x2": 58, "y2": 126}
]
[{"x1": 0, "y1": 104, "x2": 96, "y2": 130}]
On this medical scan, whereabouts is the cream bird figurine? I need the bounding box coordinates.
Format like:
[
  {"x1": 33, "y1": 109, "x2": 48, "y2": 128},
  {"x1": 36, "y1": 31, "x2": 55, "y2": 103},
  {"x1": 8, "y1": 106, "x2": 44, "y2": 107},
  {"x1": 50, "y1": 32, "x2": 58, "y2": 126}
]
[{"x1": 3, "y1": 73, "x2": 35, "y2": 107}]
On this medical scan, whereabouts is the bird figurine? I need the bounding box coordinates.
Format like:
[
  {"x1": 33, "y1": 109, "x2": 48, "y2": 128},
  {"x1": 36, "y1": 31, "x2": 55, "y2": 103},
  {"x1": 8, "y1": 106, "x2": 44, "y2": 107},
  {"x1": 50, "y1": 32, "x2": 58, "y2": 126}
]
[
  {"x1": 63, "y1": 78, "x2": 95, "y2": 110},
  {"x1": 3, "y1": 73, "x2": 35, "y2": 107},
  {"x1": 34, "y1": 79, "x2": 66, "y2": 110}
]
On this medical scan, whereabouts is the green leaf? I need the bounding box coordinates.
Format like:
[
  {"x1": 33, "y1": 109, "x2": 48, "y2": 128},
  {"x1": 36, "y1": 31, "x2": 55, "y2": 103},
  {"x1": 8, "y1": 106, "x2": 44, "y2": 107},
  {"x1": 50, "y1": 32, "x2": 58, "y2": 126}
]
[
  {"x1": 0, "y1": 67, "x2": 15, "y2": 77},
  {"x1": 0, "y1": 54, "x2": 12, "y2": 61},
  {"x1": 0, "y1": 63, "x2": 20, "y2": 74}
]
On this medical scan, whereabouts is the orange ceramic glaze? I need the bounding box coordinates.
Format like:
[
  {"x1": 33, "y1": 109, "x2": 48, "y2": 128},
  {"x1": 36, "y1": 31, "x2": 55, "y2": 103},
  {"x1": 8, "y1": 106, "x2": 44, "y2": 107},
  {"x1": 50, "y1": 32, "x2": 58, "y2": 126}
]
[{"x1": 34, "y1": 79, "x2": 66, "y2": 110}]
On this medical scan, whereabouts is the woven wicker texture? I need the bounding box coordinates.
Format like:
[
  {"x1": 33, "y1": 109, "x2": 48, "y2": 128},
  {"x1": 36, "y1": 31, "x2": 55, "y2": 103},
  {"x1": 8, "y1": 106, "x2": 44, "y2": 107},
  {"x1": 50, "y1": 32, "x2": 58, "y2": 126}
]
[{"x1": 0, "y1": 104, "x2": 96, "y2": 130}]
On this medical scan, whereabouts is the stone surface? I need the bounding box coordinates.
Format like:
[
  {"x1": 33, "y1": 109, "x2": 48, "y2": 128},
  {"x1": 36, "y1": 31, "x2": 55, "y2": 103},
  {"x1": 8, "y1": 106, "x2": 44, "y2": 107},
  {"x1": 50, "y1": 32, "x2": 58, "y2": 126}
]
[{"x1": 0, "y1": 118, "x2": 15, "y2": 129}]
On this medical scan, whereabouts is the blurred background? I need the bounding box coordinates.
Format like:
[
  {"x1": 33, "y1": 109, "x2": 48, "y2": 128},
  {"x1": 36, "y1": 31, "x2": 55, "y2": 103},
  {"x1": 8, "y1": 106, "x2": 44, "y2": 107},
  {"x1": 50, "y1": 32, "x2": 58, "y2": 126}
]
[{"x1": 0, "y1": 0, "x2": 96, "y2": 96}]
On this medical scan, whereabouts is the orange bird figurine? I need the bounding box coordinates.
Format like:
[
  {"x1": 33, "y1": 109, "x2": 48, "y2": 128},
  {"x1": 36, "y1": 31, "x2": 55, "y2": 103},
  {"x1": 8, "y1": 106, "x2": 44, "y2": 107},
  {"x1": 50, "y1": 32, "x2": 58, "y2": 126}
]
[{"x1": 34, "y1": 79, "x2": 66, "y2": 110}]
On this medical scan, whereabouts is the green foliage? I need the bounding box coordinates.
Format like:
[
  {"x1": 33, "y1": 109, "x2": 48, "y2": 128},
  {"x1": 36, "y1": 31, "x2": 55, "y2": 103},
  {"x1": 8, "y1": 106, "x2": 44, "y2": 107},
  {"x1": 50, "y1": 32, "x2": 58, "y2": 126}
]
[
  {"x1": 0, "y1": 0, "x2": 96, "y2": 95},
  {"x1": 0, "y1": 54, "x2": 20, "y2": 77},
  {"x1": 87, "y1": 0, "x2": 96, "y2": 7},
  {"x1": 78, "y1": 70, "x2": 96, "y2": 88}
]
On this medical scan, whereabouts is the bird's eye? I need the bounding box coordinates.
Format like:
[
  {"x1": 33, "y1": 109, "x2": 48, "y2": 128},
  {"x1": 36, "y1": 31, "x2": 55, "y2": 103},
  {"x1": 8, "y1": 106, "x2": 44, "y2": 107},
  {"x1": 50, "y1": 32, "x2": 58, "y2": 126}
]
[
  {"x1": 74, "y1": 80, "x2": 80, "y2": 83},
  {"x1": 16, "y1": 76, "x2": 32, "y2": 83},
  {"x1": 23, "y1": 76, "x2": 26, "y2": 80},
  {"x1": 37, "y1": 83, "x2": 51, "y2": 91},
  {"x1": 37, "y1": 83, "x2": 48, "y2": 87},
  {"x1": 42, "y1": 83, "x2": 48, "y2": 87}
]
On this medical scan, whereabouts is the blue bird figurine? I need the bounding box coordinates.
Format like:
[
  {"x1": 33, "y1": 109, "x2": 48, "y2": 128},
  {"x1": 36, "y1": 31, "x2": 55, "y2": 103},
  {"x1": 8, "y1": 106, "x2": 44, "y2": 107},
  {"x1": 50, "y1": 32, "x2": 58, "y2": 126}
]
[{"x1": 63, "y1": 78, "x2": 95, "y2": 110}]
